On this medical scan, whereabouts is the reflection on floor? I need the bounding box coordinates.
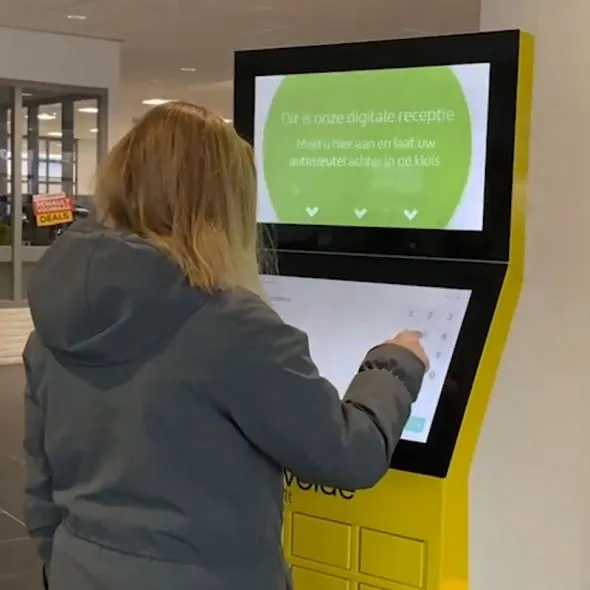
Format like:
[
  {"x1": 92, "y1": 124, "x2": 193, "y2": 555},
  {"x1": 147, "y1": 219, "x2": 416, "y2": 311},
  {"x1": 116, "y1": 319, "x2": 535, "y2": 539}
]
[{"x1": 0, "y1": 365, "x2": 43, "y2": 589}]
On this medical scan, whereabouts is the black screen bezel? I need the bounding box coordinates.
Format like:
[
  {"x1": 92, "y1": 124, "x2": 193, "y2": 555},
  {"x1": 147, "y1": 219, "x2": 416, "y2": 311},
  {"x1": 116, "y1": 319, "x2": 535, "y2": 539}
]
[
  {"x1": 270, "y1": 251, "x2": 506, "y2": 478},
  {"x1": 235, "y1": 30, "x2": 520, "y2": 262}
]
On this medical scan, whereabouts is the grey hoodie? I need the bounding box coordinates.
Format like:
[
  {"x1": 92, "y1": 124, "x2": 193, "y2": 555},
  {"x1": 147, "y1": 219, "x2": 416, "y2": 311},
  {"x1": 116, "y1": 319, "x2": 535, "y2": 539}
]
[{"x1": 23, "y1": 218, "x2": 426, "y2": 590}]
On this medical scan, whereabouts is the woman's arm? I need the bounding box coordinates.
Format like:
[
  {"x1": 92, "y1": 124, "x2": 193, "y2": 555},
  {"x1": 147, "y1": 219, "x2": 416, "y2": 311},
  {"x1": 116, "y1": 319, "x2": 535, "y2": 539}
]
[
  {"x1": 215, "y1": 293, "x2": 426, "y2": 490},
  {"x1": 23, "y1": 334, "x2": 62, "y2": 570}
]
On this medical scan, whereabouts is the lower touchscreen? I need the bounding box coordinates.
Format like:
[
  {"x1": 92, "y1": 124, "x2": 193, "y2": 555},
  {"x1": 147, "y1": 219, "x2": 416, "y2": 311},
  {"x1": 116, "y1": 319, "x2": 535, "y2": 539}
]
[{"x1": 262, "y1": 275, "x2": 471, "y2": 443}]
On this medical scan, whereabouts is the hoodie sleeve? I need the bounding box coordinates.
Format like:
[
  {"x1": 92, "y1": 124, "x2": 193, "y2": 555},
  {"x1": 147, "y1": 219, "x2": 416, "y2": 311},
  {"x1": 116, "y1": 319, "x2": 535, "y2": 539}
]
[
  {"x1": 218, "y1": 294, "x2": 426, "y2": 490},
  {"x1": 22, "y1": 333, "x2": 61, "y2": 566}
]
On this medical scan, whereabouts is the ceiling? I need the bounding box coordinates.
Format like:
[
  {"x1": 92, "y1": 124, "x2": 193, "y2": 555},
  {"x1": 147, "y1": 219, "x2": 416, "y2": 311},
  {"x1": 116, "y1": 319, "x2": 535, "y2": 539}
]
[{"x1": 0, "y1": 0, "x2": 481, "y2": 139}]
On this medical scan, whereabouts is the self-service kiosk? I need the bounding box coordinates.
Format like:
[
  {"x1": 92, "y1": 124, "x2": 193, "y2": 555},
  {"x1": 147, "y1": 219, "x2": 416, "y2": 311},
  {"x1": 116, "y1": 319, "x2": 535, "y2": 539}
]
[{"x1": 234, "y1": 30, "x2": 533, "y2": 590}]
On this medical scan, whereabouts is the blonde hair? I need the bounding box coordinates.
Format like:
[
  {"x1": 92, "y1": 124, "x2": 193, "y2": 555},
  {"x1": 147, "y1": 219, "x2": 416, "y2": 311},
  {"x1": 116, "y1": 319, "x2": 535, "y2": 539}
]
[{"x1": 93, "y1": 101, "x2": 264, "y2": 295}]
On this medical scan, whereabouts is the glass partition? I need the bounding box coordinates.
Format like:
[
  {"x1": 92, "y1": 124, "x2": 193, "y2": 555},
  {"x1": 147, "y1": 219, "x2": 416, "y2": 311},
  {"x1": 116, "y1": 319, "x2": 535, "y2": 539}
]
[{"x1": 0, "y1": 81, "x2": 108, "y2": 302}]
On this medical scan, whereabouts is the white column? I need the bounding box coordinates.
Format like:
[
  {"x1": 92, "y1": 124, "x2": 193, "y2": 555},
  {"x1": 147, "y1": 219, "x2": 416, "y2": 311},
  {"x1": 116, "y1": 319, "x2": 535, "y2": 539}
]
[{"x1": 473, "y1": 4, "x2": 589, "y2": 590}]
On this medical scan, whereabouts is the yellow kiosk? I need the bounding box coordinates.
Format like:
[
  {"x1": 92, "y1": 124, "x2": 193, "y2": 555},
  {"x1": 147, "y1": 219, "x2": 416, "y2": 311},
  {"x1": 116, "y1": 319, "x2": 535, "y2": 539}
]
[{"x1": 235, "y1": 30, "x2": 533, "y2": 590}]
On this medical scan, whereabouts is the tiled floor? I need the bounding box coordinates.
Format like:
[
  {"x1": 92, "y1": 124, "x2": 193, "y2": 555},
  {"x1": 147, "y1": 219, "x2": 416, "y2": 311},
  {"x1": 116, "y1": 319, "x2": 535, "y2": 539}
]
[{"x1": 0, "y1": 365, "x2": 43, "y2": 589}]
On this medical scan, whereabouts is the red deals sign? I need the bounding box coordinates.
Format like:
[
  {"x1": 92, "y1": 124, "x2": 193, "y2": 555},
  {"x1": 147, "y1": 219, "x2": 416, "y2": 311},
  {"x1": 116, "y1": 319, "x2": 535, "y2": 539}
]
[{"x1": 32, "y1": 193, "x2": 75, "y2": 227}]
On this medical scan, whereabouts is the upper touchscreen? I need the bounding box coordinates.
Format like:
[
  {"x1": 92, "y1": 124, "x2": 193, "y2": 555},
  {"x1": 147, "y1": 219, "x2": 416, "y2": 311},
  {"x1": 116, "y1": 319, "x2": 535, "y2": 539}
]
[
  {"x1": 255, "y1": 63, "x2": 490, "y2": 231},
  {"x1": 263, "y1": 274, "x2": 471, "y2": 443}
]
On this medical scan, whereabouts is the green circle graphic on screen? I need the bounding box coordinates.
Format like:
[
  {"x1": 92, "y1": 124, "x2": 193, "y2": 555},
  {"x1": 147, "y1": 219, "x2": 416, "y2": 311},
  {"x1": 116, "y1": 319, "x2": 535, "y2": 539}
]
[{"x1": 262, "y1": 67, "x2": 472, "y2": 228}]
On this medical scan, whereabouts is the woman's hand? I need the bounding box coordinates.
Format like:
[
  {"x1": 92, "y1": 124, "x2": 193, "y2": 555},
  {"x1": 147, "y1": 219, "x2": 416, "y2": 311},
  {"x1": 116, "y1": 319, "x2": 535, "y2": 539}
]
[{"x1": 387, "y1": 330, "x2": 429, "y2": 368}]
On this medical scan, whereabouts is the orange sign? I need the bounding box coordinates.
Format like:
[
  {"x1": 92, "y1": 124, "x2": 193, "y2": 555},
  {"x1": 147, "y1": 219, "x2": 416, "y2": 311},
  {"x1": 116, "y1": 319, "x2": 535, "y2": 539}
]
[{"x1": 33, "y1": 193, "x2": 74, "y2": 227}]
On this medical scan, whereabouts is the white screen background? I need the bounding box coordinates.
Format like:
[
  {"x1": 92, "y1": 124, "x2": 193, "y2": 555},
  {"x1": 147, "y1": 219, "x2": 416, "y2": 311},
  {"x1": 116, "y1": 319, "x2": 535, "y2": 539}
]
[
  {"x1": 254, "y1": 63, "x2": 491, "y2": 231},
  {"x1": 263, "y1": 275, "x2": 471, "y2": 443}
]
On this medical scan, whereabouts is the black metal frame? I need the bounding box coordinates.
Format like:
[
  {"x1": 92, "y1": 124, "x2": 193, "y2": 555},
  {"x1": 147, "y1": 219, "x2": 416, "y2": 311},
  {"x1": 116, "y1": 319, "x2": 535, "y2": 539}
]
[
  {"x1": 274, "y1": 251, "x2": 505, "y2": 478},
  {"x1": 235, "y1": 30, "x2": 521, "y2": 263},
  {"x1": 233, "y1": 30, "x2": 525, "y2": 477}
]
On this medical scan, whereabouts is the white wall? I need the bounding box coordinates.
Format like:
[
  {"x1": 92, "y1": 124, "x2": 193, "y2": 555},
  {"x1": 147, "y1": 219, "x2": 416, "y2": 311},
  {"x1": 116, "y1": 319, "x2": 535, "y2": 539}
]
[
  {"x1": 471, "y1": 7, "x2": 589, "y2": 590},
  {"x1": 0, "y1": 26, "x2": 121, "y2": 143},
  {"x1": 0, "y1": 26, "x2": 119, "y2": 87}
]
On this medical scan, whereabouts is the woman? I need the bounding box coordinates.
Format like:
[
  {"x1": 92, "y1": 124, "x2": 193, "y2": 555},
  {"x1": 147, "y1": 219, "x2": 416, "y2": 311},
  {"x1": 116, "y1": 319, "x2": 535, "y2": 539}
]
[{"x1": 23, "y1": 102, "x2": 428, "y2": 590}]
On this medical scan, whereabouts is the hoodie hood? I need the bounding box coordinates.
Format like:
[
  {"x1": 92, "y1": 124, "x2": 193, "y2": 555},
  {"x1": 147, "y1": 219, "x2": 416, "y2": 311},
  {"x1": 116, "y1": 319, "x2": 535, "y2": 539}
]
[{"x1": 28, "y1": 218, "x2": 207, "y2": 366}]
